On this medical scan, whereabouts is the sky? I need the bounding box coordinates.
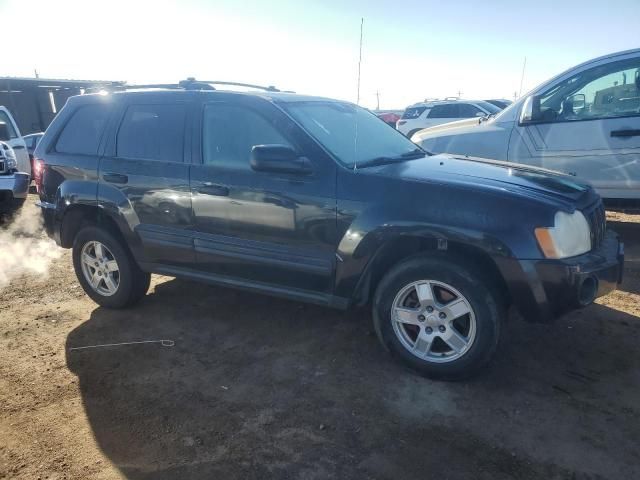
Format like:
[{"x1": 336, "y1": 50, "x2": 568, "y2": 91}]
[{"x1": 1, "y1": 0, "x2": 638, "y2": 110}]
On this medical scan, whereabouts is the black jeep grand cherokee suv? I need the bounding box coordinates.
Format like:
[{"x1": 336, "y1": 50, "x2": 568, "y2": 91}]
[{"x1": 35, "y1": 82, "x2": 624, "y2": 379}]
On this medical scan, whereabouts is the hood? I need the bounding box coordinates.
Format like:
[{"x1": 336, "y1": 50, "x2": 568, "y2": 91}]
[
  {"x1": 368, "y1": 154, "x2": 593, "y2": 207},
  {"x1": 412, "y1": 117, "x2": 490, "y2": 141}
]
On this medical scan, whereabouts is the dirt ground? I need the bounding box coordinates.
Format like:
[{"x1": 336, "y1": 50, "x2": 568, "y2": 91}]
[{"x1": 1, "y1": 195, "x2": 639, "y2": 480}]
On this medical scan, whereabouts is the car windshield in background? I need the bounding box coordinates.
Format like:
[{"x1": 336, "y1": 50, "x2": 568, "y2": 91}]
[
  {"x1": 283, "y1": 101, "x2": 425, "y2": 168},
  {"x1": 475, "y1": 100, "x2": 502, "y2": 114}
]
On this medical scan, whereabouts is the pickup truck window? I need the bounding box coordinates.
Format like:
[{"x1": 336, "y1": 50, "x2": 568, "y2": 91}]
[
  {"x1": 539, "y1": 58, "x2": 640, "y2": 122},
  {"x1": 117, "y1": 104, "x2": 186, "y2": 162},
  {"x1": 55, "y1": 104, "x2": 109, "y2": 155},
  {"x1": 202, "y1": 103, "x2": 292, "y2": 169},
  {"x1": 0, "y1": 111, "x2": 17, "y2": 139},
  {"x1": 283, "y1": 101, "x2": 419, "y2": 168}
]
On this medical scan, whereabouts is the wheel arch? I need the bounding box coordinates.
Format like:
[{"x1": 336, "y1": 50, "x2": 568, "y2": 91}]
[{"x1": 349, "y1": 234, "x2": 511, "y2": 309}]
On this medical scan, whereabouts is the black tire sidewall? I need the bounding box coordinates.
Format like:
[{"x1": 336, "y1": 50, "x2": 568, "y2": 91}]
[
  {"x1": 72, "y1": 226, "x2": 139, "y2": 308},
  {"x1": 373, "y1": 255, "x2": 501, "y2": 380}
]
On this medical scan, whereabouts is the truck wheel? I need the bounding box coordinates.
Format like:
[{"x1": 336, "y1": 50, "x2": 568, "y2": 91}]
[
  {"x1": 72, "y1": 226, "x2": 150, "y2": 308},
  {"x1": 373, "y1": 255, "x2": 503, "y2": 380}
]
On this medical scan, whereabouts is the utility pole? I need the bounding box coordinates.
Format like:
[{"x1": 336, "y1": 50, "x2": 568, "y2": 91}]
[
  {"x1": 356, "y1": 17, "x2": 364, "y2": 105},
  {"x1": 34, "y1": 69, "x2": 39, "y2": 79},
  {"x1": 457, "y1": 89, "x2": 463, "y2": 98},
  {"x1": 375, "y1": 90, "x2": 380, "y2": 110}
]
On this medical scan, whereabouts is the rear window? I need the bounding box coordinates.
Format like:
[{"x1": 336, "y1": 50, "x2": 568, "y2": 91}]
[
  {"x1": 116, "y1": 103, "x2": 186, "y2": 162},
  {"x1": 401, "y1": 107, "x2": 427, "y2": 119},
  {"x1": 55, "y1": 104, "x2": 110, "y2": 155}
]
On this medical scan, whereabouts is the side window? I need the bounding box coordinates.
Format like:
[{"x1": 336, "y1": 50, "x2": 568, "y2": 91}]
[
  {"x1": 202, "y1": 103, "x2": 292, "y2": 168},
  {"x1": 401, "y1": 107, "x2": 427, "y2": 119},
  {"x1": 539, "y1": 58, "x2": 640, "y2": 122},
  {"x1": 117, "y1": 104, "x2": 186, "y2": 162},
  {"x1": 458, "y1": 103, "x2": 482, "y2": 118},
  {"x1": 428, "y1": 104, "x2": 459, "y2": 118},
  {"x1": 55, "y1": 104, "x2": 110, "y2": 155},
  {"x1": 0, "y1": 111, "x2": 18, "y2": 139}
]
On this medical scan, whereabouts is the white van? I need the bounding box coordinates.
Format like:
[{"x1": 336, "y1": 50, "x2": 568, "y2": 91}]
[{"x1": 412, "y1": 49, "x2": 640, "y2": 202}]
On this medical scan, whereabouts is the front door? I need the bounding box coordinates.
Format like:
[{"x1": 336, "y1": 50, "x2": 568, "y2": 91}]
[
  {"x1": 190, "y1": 97, "x2": 337, "y2": 295},
  {"x1": 512, "y1": 56, "x2": 640, "y2": 199},
  {"x1": 98, "y1": 99, "x2": 194, "y2": 267}
]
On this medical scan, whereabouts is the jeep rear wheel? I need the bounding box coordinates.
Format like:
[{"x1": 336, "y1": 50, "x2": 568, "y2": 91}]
[
  {"x1": 373, "y1": 255, "x2": 502, "y2": 380},
  {"x1": 72, "y1": 226, "x2": 150, "y2": 308}
]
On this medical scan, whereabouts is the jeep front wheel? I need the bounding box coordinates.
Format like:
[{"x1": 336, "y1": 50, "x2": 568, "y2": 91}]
[
  {"x1": 72, "y1": 226, "x2": 150, "y2": 308},
  {"x1": 373, "y1": 256, "x2": 503, "y2": 380}
]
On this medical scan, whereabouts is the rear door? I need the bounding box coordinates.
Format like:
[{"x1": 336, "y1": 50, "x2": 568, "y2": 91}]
[
  {"x1": 190, "y1": 95, "x2": 337, "y2": 295},
  {"x1": 511, "y1": 55, "x2": 640, "y2": 199},
  {"x1": 99, "y1": 97, "x2": 195, "y2": 267},
  {"x1": 425, "y1": 103, "x2": 461, "y2": 127}
]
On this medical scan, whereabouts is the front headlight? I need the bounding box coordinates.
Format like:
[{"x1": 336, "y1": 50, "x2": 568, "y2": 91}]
[
  {"x1": 5, "y1": 147, "x2": 17, "y2": 170},
  {"x1": 535, "y1": 210, "x2": 591, "y2": 259}
]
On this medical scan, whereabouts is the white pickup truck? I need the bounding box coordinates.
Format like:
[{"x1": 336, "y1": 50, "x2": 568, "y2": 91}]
[{"x1": 0, "y1": 106, "x2": 30, "y2": 212}]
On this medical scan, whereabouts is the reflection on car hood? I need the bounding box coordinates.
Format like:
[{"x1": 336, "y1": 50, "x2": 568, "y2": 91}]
[{"x1": 369, "y1": 154, "x2": 591, "y2": 206}]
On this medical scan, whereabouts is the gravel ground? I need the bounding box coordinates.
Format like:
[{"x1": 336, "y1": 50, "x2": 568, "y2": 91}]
[{"x1": 1, "y1": 195, "x2": 639, "y2": 479}]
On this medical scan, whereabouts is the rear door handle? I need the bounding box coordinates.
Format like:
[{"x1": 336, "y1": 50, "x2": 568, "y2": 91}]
[
  {"x1": 198, "y1": 181, "x2": 229, "y2": 196},
  {"x1": 103, "y1": 172, "x2": 128, "y2": 184},
  {"x1": 611, "y1": 129, "x2": 640, "y2": 138}
]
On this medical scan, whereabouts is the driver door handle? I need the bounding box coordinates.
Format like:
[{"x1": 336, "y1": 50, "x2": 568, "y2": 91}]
[
  {"x1": 611, "y1": 129, "x2": 640, "y2": 138},
  {"x1": 198, "y1": 181, "x2": 229, "y2": 196}
]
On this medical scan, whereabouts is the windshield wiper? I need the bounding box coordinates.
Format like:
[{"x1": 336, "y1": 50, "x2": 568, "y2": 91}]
[{"x1": 357, "y1": 150, "x2": 427, "y2": 168}]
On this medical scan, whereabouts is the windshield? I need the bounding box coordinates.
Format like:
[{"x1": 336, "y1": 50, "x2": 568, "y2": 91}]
[
  {"x1": 474, "y1": 101, "x2": 502, "y2": 114},
  {"x1": 282, "y1": 101, "x2": 424, "y2": 168}
]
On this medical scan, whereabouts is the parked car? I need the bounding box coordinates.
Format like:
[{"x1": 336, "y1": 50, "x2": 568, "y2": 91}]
[
  {"x1": 396, "y1": 99, "x2": 501, "y2": 138},
  {"x1": 412, "y1": 49, "x2": 640, "y2": 202},
  {"x1": 0, "y1": 106, "x2": 31, "y2": 176},
  {"x1": 484, "y1": 99, "x2": 513, "y2": 109},
  {"x1": 23, "y1": 132, "x2": 44, "y2": 176},
  {"x1": 374, "y1": 110, "x2": 403, "y2": 127},
  {"x1": 0, "y1": 138, "x2": 29, "y2": 212},
  {"x1": 35, "y1": 82, "x2": 623, "y2": 380}
]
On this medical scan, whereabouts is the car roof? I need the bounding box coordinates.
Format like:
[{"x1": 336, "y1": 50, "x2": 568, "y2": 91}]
[
  {"x1": 405, "y1": 99, "x2": 485, "y2": 109},
  {"x1": 71, "y1": 88, "x2": 350, "y2": 106}
]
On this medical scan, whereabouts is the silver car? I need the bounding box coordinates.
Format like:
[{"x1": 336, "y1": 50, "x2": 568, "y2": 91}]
[{"x1": 413, "y1": 49, "x2": 640, "y2": 201}]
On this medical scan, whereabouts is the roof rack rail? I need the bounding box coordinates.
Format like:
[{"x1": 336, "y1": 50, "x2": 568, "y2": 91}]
[{"x1": 121, "y1": 78, "x2": 281, "y2": 92}]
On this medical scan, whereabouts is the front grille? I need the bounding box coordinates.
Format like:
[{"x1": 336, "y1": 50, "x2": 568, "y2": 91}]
[{"x1": 584, "y1": 200, "x2": 606, "y2": 250}]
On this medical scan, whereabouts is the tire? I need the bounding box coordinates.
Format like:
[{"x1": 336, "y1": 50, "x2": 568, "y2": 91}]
[
  {"x1": 373, "y1": 255, "x2": 503, "y2": 380},
  {"x1": 72, "y1": 226, "x2": 150, "y2": 308}
]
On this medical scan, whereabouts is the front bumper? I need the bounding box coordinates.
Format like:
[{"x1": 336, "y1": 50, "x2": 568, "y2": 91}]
[
  {"x1": 502, "y1": 230, "x2": 624, "y2": 323},
  {"x1": 0, "y1": 172, "x2": 30, "y2": 199}
]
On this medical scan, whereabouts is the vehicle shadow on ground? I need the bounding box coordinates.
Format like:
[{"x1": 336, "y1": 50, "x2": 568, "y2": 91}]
[{"x1": 65, "y1": 278, "x2": 640, "y2": 479}]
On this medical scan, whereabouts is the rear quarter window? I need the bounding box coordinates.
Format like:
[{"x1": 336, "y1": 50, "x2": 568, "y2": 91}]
[
  {"x1": 55, "y1": 104, "x2": 110, "y2": 155},
  {"x1": 401, "y1": 107, "x2": 428, "y2": 119}
]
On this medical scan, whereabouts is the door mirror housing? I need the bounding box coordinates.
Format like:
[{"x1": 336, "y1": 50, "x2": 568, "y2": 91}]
[
  {"x1": 0, "y1": 123, "x2": 10, "y2": 142},
  {"x1": 250, "y1": 145, "x2": 312, "y2": 175},
  {"x1": 519, "y1": 95, "x2": 542, "y2": 124},
  {"x1": 567, "y1": 93, "x2": 586, "y2": 111}
]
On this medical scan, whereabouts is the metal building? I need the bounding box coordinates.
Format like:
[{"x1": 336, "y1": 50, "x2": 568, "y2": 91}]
[{"x1": 0, "y1": 77, "x2": 125, "y2": 135}]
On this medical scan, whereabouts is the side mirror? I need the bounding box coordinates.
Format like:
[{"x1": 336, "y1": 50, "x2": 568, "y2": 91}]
[
  {"x1": 519, "y1": 95, "x2": 542, "y2": 124},
  {"x1": 0, "y1": 123, "x2": 10, "y2": 142},
  {"x1": 250, "y1": 145, "x2": 312, "y2": 175},
  {"x1": 568, "y1": 93, "x2": 586, "y2": 111}
]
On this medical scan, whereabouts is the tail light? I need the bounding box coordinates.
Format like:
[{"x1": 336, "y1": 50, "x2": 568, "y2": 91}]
[{"x1": 33, "y1": 157, "x2": 44, "y2": 193}]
